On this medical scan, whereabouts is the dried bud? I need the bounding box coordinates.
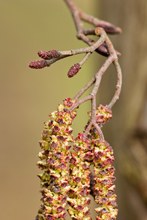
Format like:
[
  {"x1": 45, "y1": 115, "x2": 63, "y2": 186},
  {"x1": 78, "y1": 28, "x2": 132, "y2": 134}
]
[
  {"x1": 103, "y1": 25, "x2": 122, "y2": 35},
  {"x1": 38, "y1": 50, "x2": 61, "y2": 60},
  {"x1": 67, "y1": 63, "x2": 81, "y2": 78},
  {"x1": 29, "y1": 60, "x2": 48, "y2": 69}
]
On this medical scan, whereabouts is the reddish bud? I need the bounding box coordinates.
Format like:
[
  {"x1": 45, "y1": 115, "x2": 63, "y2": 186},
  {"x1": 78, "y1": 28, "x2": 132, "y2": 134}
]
[
  {"x1": 67, "y1": 63, "x2": 81, "y2": 78},
  {"x1": 29, "y1": 60, "x2": 48, "y2": 69},
  {"x1": 38, "y1": 50, "x2": 60, "y2": 60}
]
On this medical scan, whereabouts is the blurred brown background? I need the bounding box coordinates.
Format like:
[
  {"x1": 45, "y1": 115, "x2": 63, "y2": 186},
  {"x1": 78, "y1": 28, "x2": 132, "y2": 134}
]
[
  {"x1": 99, "y1": 1, "x2": 147, "y2": 220},
  {"x1": 0, "y1": 1, "x2": 147, "y2": 220}
]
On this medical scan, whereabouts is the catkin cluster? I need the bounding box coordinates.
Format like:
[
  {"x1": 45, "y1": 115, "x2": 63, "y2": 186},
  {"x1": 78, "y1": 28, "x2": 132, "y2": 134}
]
[{"x1": 36, "y1": 99, "x2": 117, "y2": 220}]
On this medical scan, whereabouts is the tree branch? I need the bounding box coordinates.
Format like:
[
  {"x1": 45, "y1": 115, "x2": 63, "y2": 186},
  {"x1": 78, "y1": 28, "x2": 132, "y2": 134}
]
[{"x1": 29, "y1": 1, "x2": 122, "y2": 220}]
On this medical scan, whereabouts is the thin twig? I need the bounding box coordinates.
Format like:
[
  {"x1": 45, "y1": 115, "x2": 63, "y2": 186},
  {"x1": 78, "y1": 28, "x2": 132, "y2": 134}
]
[
  {"x1": 70, "y1": 95, "x2": 92, "y2": 111},
  {"x1": 74, "y1": 76, "x2": 96, "y2": 100},
  {"x1": 93, "y1": 122, "x2": 104, "y2": 141},
  {"x1": 108, "y1": 60, "x2": 122, "y2": 108},
  {"x1": 79, "y1": 52, "x2": 91, "y2": 66},
  {"x1": 80, "y1": 11, "x2": 122, "y2": 34}
]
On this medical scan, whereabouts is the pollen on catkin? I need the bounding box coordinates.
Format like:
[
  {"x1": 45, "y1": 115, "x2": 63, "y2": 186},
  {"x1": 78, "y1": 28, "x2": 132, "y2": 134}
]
[
  {"x1": 93, "y1": 140, "x2": 118, "y2": 220},
  {"x1": 36, "y1": 98, "x2": 76, "y2": 220},
  {"x1": 67, "y1": 133, "x2": 92, "y2": 220}
]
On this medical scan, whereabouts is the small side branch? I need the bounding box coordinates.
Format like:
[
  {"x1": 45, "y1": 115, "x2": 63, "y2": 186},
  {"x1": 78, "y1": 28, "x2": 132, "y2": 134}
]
[{"x1": 64, "y1": 0, "x2": 121, "y2": 56}]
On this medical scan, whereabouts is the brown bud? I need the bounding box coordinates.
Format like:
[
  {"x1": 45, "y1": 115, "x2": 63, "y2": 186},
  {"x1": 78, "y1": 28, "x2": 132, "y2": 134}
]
[
  {"x1": 96, "y1": 43, "x2": 109, "y2": 57},
  {"x1": 38, "y1": 50, "x2": 60, "y2": 60},
  {"x1": 96, "y1": 43, "x2": 120, "y2": 57},
  {"x1": 67, "y1": 63, "x2": 81, "y2": 78},
  {"x1": 29, "y1": 60, "x2": 48, "y2": 69}
]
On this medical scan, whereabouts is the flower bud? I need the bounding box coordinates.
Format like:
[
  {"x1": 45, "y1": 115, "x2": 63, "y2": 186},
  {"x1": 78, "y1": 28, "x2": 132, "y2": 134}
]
[
  {"x1": 38, "y1": 50, "x2": 61, "y2": 60},
  {"x1": 29, "y1": 60, "x2": 48, "y2": 69},
  {"x1": 67, "y1": 63, "x2": 81, "y2": 78}
]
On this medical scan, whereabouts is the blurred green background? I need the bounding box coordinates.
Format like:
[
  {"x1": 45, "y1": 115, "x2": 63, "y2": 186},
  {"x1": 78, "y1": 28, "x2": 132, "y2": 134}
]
[{"x1": 0, "y1": 1, "x2": 95, "y2": 220}]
